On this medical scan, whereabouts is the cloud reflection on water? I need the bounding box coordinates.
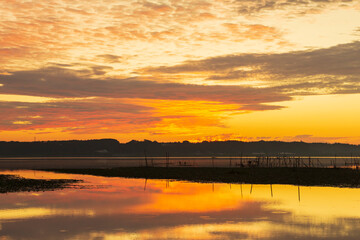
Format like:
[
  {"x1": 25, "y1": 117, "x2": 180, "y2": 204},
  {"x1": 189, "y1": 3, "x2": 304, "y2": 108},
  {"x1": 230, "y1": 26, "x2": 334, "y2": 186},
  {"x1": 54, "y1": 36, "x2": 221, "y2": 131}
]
[{"x1": 0, "y1": 170, "x2": 360, "y2": 240}]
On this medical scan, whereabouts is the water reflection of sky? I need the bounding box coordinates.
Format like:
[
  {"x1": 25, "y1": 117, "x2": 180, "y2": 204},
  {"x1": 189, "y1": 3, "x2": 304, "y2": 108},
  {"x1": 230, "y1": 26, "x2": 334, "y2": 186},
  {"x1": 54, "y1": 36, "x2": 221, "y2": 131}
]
[{"x1": 0, "y1": 170, "x2": 360, "y2": 240}]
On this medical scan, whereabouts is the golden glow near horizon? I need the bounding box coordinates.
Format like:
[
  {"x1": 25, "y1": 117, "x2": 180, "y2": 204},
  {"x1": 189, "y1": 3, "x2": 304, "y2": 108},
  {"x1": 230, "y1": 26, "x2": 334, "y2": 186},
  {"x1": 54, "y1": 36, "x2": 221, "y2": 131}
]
[{"x1": 1, "y1": 0, "x2": 360, "y2": 143}]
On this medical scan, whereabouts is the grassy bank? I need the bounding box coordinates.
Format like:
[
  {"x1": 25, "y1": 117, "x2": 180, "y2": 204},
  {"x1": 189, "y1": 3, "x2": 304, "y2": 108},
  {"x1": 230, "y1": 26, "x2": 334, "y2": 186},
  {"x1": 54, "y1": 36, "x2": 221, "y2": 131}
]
[
  {"x1": 0, "y1": 174, "x2": 81, "y2": 193},
  {"x1": 50, "y1": 167, "x2": 360, "y2": 188}
]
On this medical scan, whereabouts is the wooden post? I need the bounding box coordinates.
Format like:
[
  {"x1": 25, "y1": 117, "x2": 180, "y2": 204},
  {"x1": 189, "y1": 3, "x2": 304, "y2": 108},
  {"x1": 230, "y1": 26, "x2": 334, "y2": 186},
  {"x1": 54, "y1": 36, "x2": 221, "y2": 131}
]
[{"x1": 144, "y1": 150, "x2": 148, "y2": 167}]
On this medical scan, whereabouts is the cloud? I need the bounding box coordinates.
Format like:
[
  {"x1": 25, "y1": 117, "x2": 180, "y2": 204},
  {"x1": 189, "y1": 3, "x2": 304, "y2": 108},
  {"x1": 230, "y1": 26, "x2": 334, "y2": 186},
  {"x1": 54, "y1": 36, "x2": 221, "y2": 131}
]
[
  {"x1": 234, "y1": 0, "x2": 355, "y2": 15},
  {"x1": 2, "y1": 0, "x2": 354, "y2": 76},
  {"x1": 3, "y1": 41, "x2": 359, "y2": 135},
  {"x1": 96, "y1": 54, "x2": 122, "y2": 63},
  {"x1": 0, "y1": 0, "x2": 297, "y2": 73},
  {"x1": 0, "y1": 64, "x2": 290, "y2": 134},
  {"x1": 0, "y1": 67, "x2": 290, "y2": 107},
  {"x1": 147, "y1": 41, "x2": 360, "y2": 75},
  {"x1": 0, "y1": 99, "x2": 158, "y2": 132},
  {"x1": 146, "y1": 41, "x2": 360, "y2": 95},
  {"x1": 1, "y1": 0, "x2": 359, "y2": 140}
]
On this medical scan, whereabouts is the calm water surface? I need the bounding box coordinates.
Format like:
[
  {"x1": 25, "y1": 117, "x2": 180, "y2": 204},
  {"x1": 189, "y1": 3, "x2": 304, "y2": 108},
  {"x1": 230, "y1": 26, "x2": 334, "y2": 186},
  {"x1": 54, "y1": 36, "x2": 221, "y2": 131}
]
[{"x1": 1, "y1": 170, "x2": 360, "y2": 239}]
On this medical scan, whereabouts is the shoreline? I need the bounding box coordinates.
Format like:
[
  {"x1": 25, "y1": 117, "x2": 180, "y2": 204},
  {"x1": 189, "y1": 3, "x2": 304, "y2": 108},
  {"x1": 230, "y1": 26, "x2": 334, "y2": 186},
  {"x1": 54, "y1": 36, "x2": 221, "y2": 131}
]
[
  {"x1": 0, "y1": 174, "x2": 81, "y2": 194},
  {"x1": 48, "y1": 167, "x2": 360, "y2": 188}
]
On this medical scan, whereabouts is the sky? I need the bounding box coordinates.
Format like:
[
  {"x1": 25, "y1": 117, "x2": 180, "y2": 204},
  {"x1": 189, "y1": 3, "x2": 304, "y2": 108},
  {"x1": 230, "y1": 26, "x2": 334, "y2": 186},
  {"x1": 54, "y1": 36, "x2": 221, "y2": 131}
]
[{"x1": 1, "y1": 0, "x2": 360, "y2": 143}]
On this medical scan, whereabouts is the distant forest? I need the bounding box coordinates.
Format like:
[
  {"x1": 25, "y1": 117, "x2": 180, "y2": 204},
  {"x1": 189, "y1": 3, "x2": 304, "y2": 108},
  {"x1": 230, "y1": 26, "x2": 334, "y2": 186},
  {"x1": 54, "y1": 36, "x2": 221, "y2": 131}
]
[{"x1": 1, "y1": 139, "x2": 360, "y2": 157}]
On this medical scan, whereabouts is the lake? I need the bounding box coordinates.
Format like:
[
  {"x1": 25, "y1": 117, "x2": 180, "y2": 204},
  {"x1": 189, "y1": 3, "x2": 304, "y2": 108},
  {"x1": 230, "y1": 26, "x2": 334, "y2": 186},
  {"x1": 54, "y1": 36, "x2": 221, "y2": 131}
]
[{"x1": 0, "y1": 170, "x2": 360, "y2": 239}]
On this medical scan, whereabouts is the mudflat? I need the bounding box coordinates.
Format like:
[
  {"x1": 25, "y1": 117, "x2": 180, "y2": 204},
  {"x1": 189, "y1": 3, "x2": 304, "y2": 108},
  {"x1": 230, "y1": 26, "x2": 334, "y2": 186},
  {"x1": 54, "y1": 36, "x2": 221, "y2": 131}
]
[
  {"x1": 49, "y1": 167, "x2": 360, "y2": 188},
  {"x1": 0, "y1": 174, "x2": 81, "y2": 193}
]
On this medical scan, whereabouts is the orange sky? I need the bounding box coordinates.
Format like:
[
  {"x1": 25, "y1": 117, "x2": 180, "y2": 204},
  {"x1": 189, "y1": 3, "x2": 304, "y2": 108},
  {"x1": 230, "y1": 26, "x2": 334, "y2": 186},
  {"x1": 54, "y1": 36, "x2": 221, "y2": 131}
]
[{"x1": 1, "y1": 0, "x2": 360, "y2": 143}]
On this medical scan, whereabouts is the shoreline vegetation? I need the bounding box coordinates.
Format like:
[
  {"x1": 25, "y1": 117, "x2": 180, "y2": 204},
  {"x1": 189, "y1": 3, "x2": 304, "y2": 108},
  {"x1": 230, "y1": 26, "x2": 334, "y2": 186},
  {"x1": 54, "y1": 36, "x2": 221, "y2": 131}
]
[
  {"x1": 49, "y1": 167, "x2": 360, "y2": 188},
  {"x1": 0, "y1": 174, "x2": 81, "y2": 194}
]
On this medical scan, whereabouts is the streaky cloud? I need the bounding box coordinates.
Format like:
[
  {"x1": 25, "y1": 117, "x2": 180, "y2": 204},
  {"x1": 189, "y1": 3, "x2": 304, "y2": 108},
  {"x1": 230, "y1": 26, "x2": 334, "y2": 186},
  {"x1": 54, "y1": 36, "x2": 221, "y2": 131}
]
[
  {"x1": 146, "y1": 41, "x2": 360, "y2": 95},
  {"x1": 0, "y1": 67, "x2": 290, "y2": 107}
]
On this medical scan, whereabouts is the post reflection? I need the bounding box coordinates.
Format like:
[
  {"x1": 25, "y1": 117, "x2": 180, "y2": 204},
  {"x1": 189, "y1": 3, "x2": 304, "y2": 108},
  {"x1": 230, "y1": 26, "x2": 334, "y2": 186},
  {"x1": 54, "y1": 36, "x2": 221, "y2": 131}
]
[{"x1": 0, "y1": 170, "x2": 360, "y2": 240}]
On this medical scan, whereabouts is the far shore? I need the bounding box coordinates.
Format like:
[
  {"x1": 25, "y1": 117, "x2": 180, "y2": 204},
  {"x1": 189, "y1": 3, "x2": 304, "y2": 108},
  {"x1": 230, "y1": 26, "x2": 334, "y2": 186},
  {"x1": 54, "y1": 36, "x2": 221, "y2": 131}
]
[{"x1": 48, "y1": 167, "x2": 360, "y2": 188}]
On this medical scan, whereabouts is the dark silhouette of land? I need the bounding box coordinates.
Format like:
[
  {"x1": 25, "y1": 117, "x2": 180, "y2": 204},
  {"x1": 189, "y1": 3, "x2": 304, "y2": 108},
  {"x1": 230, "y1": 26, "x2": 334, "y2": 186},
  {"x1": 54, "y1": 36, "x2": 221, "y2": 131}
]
[
  {"x1": 0, "y1": 174, "x2": 80, "y2": 193},
  {"x1": 51, "y1": 167, "x2": 360, "y2": 188},
  {"x1": 1, "y1": 139, "x2": 360, "y2": 157}
]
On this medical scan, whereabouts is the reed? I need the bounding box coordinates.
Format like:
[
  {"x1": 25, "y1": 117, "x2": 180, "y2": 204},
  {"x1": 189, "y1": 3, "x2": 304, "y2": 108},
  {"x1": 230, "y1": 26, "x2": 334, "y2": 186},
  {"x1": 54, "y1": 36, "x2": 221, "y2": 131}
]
[{"x1": 51, "y1": 167, "x2": 360, "y2": 188}]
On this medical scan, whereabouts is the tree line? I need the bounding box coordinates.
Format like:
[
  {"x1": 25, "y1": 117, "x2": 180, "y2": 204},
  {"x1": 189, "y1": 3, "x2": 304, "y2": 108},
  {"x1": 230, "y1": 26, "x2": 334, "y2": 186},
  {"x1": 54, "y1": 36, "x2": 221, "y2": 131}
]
[{"x1": 0, "y1": 139, "x2": 360, "y2": 157}]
